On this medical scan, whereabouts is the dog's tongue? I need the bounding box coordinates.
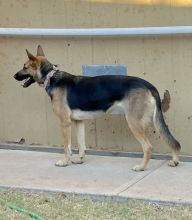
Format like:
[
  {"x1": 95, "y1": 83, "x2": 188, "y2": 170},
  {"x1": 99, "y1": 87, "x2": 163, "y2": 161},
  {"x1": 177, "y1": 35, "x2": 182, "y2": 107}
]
[
  {"x1": 21, "y1": 77, "x2": 30, "y2": 87},
  {"x1": 21, "y1": 77, "x2": 35, "y2": 88}
]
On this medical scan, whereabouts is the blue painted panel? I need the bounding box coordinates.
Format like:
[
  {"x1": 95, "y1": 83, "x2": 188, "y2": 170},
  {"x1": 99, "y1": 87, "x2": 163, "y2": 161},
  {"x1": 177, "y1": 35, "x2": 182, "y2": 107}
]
[{"x1": 82, "y1": 65, "x2": 127, "y2": 77}]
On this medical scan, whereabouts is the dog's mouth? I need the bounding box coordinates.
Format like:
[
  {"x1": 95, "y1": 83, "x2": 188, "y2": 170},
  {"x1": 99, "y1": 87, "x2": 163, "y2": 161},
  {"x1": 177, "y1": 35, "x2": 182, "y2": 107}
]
[
  {"x1": 21, "y1": 76, "x2": 35, "y2": 88},
  {"x1": 14, "y1": 73, "x2": 35, "y2": 88}
]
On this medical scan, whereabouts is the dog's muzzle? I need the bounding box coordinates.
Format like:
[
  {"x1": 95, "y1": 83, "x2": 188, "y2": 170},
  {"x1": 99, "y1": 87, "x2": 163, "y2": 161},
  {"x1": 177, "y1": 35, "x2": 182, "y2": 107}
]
[{"x1": 14, "y1": 71, "x2": 35, "y2": 88}]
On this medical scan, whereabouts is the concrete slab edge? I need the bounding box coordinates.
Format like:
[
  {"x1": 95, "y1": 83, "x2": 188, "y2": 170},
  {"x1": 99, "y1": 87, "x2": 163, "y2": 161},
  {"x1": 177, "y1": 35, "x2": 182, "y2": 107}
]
[
  {"x1": 0, "y1": 185, "x2": 192, "y2": 206},
  {"x1": 0, "y1": 143, "x2": 192, "y2": 162},
  {"x1": 114, "y1": 161, "x2": 166, "y2": 195}
]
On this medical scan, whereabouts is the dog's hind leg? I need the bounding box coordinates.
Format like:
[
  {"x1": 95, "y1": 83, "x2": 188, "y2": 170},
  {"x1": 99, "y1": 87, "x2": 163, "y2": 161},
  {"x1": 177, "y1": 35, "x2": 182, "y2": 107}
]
[
  {"x1": 126, "y1": 116, "x2": 153, "y2": 171},
  {"x1": 124, "y1": 89, "x2": 155, "y2": 171},
  {"x1": 72, "y1": 120, "x2": 86, "y2": 164}
]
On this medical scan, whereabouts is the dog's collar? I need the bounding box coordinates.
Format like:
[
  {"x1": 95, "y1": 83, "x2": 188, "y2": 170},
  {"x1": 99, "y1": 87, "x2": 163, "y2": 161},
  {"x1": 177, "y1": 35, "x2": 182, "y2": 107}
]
[{"x1": 43, "y1": 65, "x2": 58, "y2": 88}]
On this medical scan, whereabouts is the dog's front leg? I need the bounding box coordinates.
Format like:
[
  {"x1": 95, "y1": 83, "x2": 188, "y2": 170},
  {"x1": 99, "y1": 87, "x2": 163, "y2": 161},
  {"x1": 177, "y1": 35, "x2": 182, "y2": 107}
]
[
  {"x1": 55, "y1": 119, "x2": 72, "y2": 167},
  {"x1": 52, "y1": 97, "x2": 72, "y2": 167},
  {"x1": 72, "y1": 120, "x2": 86, "y2": 164}
]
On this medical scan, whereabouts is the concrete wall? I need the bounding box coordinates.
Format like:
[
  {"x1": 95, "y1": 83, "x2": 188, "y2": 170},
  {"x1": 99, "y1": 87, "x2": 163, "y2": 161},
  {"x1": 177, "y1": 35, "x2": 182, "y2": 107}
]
[{"x1": 0, "y1": 0, "x2": 191, "y2": 154}]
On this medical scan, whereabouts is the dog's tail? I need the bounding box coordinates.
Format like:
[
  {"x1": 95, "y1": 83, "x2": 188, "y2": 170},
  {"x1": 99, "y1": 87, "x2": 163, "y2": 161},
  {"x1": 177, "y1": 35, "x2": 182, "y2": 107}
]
[
  {"x1": 152, "y1": 89, "x2": 181, "y2": 152},
  {"x1": 161, "y1": 90, "x2": 171, "y2": 113}
]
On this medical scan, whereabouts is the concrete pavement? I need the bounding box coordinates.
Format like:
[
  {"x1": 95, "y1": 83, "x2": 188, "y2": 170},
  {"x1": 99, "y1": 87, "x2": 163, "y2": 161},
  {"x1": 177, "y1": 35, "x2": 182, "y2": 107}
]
[{"x1": 0, "y1": 149, "x2": 192, "y2": 204}]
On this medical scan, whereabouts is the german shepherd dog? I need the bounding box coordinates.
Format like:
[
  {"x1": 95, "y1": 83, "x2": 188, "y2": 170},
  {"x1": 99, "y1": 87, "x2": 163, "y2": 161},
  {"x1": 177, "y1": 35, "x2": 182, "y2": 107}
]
[{"x1": 14, "y1": 45, "x2": 181, "y2": 171}]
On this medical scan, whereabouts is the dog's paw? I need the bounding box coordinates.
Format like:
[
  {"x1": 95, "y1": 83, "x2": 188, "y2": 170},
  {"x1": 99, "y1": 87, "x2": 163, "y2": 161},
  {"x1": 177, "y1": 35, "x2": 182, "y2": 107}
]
[
  {"x1": 132, "y1": 165, "x2": 145, "y2": 172},
  {"x1": 168, "y1": 160, "x2": 179, "y2": 167},
  {"x1": 55, "y1": 160, "x2": 70, "y2": 167},
  {"x1": 71, "y1": 157, "x2": 84, "y2": 164}
]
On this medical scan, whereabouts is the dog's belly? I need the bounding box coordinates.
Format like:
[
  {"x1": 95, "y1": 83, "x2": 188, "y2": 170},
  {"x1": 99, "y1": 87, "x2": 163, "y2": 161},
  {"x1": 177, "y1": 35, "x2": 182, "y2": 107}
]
[
  {"x1": 71, "y1": 110, "x2": 105, "y2": 120},
  {"x1": 71, "y1": 101, "x2": 125, "y2": 120},
  {"x1": 106, "y1": 101, "x2": 125, "y2": 115}
]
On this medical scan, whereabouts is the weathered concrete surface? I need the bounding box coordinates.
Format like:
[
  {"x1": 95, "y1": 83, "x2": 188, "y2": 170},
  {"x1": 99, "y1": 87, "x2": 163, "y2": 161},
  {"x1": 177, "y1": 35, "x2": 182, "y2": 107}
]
[
  {"x1": 120, "y1": 162, "x2": 192, "y2": 204},
  {"x1": 0, "y1": 149, "x2": 191, "y2": 204},
  {"x1": 1, "y1": 0, "x2": 192, "y2": 155}
]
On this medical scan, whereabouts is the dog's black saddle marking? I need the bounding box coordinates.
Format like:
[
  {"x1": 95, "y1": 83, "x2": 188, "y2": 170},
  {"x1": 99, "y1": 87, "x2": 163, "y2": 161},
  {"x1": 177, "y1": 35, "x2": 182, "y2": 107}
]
[
  {"x1": 46, "y1": 70, "x2": 157, "y2": 112},
  {"x1": 67, "y1": 75, "x2": 156, "y2": 111}
]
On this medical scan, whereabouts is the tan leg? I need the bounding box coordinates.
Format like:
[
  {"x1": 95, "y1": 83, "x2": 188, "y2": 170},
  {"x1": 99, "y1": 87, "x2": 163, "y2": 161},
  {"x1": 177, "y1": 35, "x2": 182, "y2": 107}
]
[
  {"x1": 168, "y1": 151, "x2": 179, "y2": 167},
  {"x1": 55, "y1": 119, "x2": 72, "y2": 167},
  {"x1": 72, "y1": 120, "x2": 86, "y2": 164},
  {"x1": 126, "y1": 116, "x2": 153, "y2": 171},
  {"x1": 51, "y1": 91, "x2": 72, "y2": 167}
]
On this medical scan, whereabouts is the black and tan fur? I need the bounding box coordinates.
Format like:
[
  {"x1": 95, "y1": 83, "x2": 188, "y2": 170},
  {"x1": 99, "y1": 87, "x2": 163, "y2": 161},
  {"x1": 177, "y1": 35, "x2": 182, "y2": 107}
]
[{"x1": 14, "y1": 45, "x2": 181, "y2": 171}]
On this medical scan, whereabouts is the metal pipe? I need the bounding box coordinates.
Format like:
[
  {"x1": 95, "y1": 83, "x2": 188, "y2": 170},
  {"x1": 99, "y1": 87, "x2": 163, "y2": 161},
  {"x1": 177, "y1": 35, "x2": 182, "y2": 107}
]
[{"x1": 0, "y1": 26, "x2": 192, "y2": 37}]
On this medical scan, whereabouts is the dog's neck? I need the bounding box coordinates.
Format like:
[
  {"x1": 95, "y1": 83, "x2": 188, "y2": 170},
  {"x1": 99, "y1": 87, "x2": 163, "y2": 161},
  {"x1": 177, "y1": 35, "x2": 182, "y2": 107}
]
[
  {"x1": 44, "y1": 65, "x2": 58, "y2": 88},
  {"x1": 40, "y1": 60, "x2": 58, "y2": 87},
  {"x1": 40, "y1": 60, "x2": 56, "y2": 78}
]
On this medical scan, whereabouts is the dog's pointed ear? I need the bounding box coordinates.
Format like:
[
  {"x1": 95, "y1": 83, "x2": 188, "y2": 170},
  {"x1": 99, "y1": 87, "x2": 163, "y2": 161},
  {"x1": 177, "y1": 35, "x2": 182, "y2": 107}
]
[
  {"x1": 37, "y1": 45, "x2": 45, "y2": 56},
  {"x1": 26, "y1": 49, "x2": 36, "y2": 61}
]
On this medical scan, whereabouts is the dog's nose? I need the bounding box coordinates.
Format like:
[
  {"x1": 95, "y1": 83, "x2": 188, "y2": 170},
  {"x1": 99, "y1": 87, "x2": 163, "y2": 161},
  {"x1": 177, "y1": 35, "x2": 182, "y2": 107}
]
[
  {"x1": 14, "y1": 73, "x2": 20, "y2": 79},
  {"x1": 13, "y1": 72, "x2": 21, "y2": 80}
]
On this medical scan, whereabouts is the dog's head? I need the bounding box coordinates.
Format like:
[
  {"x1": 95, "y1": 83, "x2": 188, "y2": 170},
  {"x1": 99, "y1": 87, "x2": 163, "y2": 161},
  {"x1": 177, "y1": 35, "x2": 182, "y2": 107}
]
[{"x1": 14, "y1": 45, "x2": 50, "y2": 88}]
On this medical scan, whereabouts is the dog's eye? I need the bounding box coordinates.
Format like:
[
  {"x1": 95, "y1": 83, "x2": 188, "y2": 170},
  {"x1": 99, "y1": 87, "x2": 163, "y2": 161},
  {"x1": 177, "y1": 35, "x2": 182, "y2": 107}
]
[{"x1": 31, "y1": 63, "x2": 37, "y2": 68}]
